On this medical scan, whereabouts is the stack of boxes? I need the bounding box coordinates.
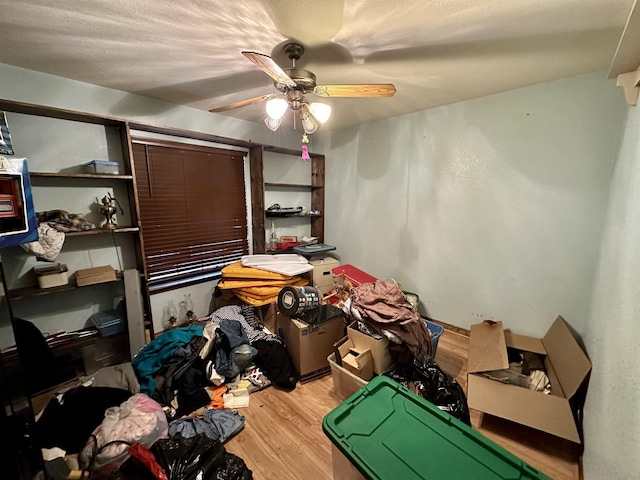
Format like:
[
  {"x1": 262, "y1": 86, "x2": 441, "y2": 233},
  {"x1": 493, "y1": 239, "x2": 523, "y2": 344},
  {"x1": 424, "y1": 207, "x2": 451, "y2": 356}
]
[
  {"x1": 276, "y1": 256, "x2": 345, "y2": 382},
  {"x1": 309, "y1": 257, "x2": 340, "y2": 294}
]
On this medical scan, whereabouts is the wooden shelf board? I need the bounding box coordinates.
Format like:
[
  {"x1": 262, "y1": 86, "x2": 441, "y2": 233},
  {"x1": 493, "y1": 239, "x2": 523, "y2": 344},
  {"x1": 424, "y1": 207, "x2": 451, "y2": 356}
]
[
  {"x1": 30, "y1": 171, "x2": 133, "y2": 180},
  {"x1": 265, "y1": 182, "x2": 322, "y2": 189},
  {"x1": 65, "y1": 227, "x2": 139, "y2": 237},
  {"x1": 8, "y1": 272, "x2": 123, "y2": 301},
  {"x1": 266, "y1": 213, "x2": 323, "y2": 219}
]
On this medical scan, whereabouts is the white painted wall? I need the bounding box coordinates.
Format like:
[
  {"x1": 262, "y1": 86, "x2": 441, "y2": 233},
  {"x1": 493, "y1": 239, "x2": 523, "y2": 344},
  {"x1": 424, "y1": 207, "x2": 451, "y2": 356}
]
[
  {"x1": 325, "y1": 72, "x2": 626, "y2": 337},
  {"x1": 581, "y1": 104, "x2": 640, "y2": 479}
]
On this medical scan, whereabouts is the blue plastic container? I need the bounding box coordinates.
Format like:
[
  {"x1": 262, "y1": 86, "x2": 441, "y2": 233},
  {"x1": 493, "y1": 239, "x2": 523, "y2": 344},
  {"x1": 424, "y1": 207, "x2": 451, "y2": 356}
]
[
  {"x1": 90, "y1": 310, "x2": 125, "y2": 336},
  {"x1": 424, "y1": 318, "x2": 444, "y2": 356}
]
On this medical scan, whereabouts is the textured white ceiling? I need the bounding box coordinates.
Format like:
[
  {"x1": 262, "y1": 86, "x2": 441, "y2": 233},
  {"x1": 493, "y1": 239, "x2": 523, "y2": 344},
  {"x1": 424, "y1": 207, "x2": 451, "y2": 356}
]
[{"x1": 0, "y1": 0, "x2": 634, "y2": 131}]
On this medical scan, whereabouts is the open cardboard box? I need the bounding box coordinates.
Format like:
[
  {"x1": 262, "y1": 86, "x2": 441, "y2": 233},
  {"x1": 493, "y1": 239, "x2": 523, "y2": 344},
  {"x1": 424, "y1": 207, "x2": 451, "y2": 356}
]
[
  {"x1": 335, "y1": 337, "x2": 374, "y2": 381},
  {"x1": 467, "y1": 315, "x2": 591, "y2": 444},
  {"x1": 347, "y1": 322, "x2": 393, "y2": 375},
  {"x1": 277, "y1": 311, "x2": 346, "y2": 382}
]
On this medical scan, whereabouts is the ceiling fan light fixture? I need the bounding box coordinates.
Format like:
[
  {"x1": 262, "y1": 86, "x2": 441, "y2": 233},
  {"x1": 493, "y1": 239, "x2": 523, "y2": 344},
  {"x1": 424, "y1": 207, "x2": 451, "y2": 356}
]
[
  {"x1": 301, "y1": 115, "x2": 318, "y2": 134},
  {"x1": 265, "y1": 98, "x2": 288, "y2": 120},
  {"x1": 264, "y1": 116, "x2": 283, "y2": 132},
  {"x1": 299, "y1": 104, "x2": 319, "y2": 134},
  {"x1": 309, "y1": 102, "x2": 331, "y2": 124}
]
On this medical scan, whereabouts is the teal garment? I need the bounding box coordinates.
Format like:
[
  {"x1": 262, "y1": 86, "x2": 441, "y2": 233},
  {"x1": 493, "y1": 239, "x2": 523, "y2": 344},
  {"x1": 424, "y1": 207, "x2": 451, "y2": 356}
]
[{"x1": 132, "y1": 325, "x2": 204, "y2": 396}]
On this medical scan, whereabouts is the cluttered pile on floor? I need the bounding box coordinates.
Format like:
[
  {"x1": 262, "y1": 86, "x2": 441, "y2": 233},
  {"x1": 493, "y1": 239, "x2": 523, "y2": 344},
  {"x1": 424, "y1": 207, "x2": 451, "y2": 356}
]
[{"x1": 32, "y1": 255, "x2": 468, "y2": 480}]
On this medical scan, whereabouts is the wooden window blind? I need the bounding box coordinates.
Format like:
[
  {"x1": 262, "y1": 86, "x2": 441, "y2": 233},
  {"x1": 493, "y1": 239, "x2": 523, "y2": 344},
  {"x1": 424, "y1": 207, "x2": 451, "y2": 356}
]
[{"x1": 132, "y1": 140, "x2": 248, "y2": 291}]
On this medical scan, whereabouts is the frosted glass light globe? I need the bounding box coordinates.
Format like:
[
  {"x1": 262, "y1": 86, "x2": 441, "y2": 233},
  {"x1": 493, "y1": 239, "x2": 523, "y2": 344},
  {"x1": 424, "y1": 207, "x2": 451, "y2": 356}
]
[
  {"x1": 309, "y1": 102, "x2": 331, "y2": 123},
  {"x1": 266, "y1": 98, "x2": 288, "y2": 119}
]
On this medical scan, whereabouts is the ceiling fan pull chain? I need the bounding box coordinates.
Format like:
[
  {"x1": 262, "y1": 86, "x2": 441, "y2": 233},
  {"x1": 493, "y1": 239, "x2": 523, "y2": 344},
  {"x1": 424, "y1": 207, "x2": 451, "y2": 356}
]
[
  {"x1": 301, "y1": 144, "x2": 310, "y2": 163},
  {"x1": 301, "y1": 133, "x2": 310, "y2": 162}
]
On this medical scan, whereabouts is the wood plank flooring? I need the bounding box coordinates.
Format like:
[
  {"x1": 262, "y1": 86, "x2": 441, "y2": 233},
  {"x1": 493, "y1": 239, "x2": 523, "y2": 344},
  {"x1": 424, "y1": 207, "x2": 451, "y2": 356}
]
[{"x1": 224, "y1": 328, "x2": 581, "y2": 480}]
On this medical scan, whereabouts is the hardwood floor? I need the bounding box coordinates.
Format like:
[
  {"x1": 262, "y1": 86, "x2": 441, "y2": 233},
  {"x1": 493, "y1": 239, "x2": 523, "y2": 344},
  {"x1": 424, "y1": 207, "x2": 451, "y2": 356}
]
[{"x1": 224, "y1": 328, "x2": 581, "y2": 479}]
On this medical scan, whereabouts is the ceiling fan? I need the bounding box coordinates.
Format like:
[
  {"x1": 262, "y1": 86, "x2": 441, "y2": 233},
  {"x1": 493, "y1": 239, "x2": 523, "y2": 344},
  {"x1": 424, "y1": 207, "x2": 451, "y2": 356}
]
[{"x1": 209, "y1": 42, "x2": 396, "y2": 134}]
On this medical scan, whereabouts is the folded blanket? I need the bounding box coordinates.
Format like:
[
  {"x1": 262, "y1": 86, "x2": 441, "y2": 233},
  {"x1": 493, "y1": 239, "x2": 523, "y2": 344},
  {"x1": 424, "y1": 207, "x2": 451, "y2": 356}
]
[{"x1": 37, "y1": 209, "x2": 94, "y2": 232}]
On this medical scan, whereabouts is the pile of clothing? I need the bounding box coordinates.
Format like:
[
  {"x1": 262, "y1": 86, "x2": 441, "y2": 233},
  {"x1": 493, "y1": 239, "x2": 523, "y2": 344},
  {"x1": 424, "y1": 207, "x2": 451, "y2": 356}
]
[
  {"x1": 344, "y1": 279, "x2": 471, "y2": 425},
  {"x1": 132, "y1": 304, "x2": 299, "y2": 420},
  {"x1": 34, "y1": 365, "x2": 252, "y2": 479},
  {"x1": 34, "y1": 302, "x2": 301, "y2": 479}
]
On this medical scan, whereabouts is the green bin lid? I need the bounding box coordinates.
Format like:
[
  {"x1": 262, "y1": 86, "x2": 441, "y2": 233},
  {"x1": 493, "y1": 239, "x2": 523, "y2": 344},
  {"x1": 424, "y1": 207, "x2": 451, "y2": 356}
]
[{"x1": 322, "y1": 376, "x2": 550, "y2": 480}]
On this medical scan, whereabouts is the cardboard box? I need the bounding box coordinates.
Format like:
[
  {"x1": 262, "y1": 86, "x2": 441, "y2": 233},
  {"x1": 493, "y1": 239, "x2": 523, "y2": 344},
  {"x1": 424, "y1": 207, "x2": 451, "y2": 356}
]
[
  {"x1": 75, "y1": 265, "x2": 117, "y2": 286},
  {"x1": 310, "y1": 257, "x2": 340, "y2": 294},
  {"x1": 278, "y1": 312, "x2": 346, "y2": 382},
  {"x1": 258, "y1": 302, "x2": 279, "y2": 333},
  {"x1": 467, "y1": 316, "x2": 591, "y2": 443},
  {"x1": 337, "y1": 339, "x2": 373, "y2": 381},
  {"x1": 347, "y1": 323, "x2": 393, "y2": 375},
  {"x1": 328, "y1": 352, "x2": 368, "y2": 401}
]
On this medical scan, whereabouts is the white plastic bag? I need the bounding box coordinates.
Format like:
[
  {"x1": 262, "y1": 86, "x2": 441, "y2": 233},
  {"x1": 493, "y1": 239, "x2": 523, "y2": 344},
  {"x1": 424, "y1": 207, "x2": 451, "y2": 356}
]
[{"x1": 79, "y1": 393, "x2": 168, "y2": 474}]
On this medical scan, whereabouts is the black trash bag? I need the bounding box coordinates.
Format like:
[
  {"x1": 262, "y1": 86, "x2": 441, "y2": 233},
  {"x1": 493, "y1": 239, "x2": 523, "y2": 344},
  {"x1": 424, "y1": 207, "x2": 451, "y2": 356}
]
[
  {"x1": 150, "y1": 434, "x2": 252, "y2": 480},
  {"x1": 385, "y1": 354, "x2": 471, "y2": 426}
]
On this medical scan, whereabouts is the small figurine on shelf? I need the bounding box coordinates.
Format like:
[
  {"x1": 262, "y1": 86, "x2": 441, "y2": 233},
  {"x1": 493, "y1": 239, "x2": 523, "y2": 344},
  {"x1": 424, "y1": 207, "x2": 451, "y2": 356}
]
[{"x1": 98, "y1": 192, "x2": 124, "y2": 230}]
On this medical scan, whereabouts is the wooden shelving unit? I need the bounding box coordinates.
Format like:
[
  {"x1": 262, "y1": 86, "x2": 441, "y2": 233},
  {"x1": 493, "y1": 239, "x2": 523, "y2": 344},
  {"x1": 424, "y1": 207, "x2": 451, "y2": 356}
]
[
  {"x1": 256, "y1": 150, "x2": 325, "y2": 254},
  {"x1": 0, "y1": 97, "x2": 329, "y2": 330},
  {"x1": 0, "y1": 98, "x2": 154, "y2": 370}
]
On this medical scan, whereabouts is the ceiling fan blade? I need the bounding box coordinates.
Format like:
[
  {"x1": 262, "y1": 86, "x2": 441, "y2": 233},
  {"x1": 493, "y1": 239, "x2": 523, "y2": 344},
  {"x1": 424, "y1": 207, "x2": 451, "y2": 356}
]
[
  {"x1": 209, "y1": 94, "x2": 276, "y2": 113},
  {"x1": 314, "y1": 84, "x2": 396, "y2": 98},
  {"x1": 242, "y1": 51, "x2": 297, "y2": 88}
]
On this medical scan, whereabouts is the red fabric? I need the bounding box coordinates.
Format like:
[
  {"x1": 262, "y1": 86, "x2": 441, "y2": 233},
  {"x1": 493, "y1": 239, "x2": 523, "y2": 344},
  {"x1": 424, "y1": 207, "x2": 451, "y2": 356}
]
[{"x1": 128, "y1": 443, "x2": 168, "y2": 480}]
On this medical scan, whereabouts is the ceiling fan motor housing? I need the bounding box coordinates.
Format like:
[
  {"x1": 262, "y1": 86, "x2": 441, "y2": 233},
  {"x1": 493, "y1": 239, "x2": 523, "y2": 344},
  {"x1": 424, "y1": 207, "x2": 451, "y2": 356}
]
[
  {"x1": 275, "y1": 68, "x2": 317, "y2": 93},
  {"x1": 285, "y1": 89, "x2": 303, "y2": 110},
  {"x1": 274, "y1": 42, "x2": 317, "y2": 94}
]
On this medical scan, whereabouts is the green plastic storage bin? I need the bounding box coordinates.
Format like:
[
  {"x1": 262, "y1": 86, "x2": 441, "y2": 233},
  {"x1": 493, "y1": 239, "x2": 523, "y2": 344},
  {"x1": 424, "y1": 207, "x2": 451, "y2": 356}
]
[{"x1": 323, "y1": 376, "x2": 550, "y2": 480}]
